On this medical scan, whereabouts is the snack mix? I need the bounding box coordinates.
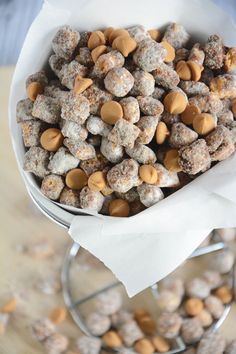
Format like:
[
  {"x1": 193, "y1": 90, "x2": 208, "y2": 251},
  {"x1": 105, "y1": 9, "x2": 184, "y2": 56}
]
[{"x1": 18, "y1": 23, "x2": 236, "y2": 217}]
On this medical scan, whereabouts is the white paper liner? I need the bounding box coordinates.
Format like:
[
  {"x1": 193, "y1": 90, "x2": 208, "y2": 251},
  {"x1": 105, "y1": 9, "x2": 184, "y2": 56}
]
[{"x1": 9, "y1": 0, "x2": 236, "y2": 296}]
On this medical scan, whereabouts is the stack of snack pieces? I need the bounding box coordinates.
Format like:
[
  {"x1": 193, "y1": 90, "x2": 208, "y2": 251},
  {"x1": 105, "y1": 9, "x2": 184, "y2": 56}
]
[{"x1": 18, "y1": 23, "x2": 236, "y2": 217}]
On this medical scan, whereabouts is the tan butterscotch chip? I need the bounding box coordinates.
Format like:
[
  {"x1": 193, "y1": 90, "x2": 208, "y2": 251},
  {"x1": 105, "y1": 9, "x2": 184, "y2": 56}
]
[
  {"x1": 224, "y1": 47, "x2": 236, "y2": 72},
  {"x1": 101, "y1": 185, "x2": 114, "y2": 196},
  {"x1": 214, "y1": 286, "x2": 233, "y2": 304},
  {"x1": 152, "y1": 336, "x2": 170, "y2": 353},
  {"x1": 49, "y1": 307, "x2": 67, "y2": 324},
  {"x1": 88, "y1": 31, "x2": 106, "y2": 50},
  {"x1": 160, "y1": 41, "x2": 175, "y2": 63},
  {"x1": 148, "y1": 29, "x2": 161, "y2": 41},
  {"x1": 134, "y1": 338, "x2": 155, "y2": 354},
  {"x1": 102, "y1": 331, "x2": 122, "y2": 348},
  {"x1": 139, "y1": 165, "x2": 158, "y2": 184},
  {"x1": 181, "y1": 104, "x2": 201, "y2": 125},
  {"x1": 134, "y1": 309, "x2": 149, "y2": 321},
  {"x1": 164, "y1": 91, "x2": 188, "y2": 114},
  {"x1": 187, "y1": 60, "x2": 203, "y2": 81},
  {"x1": 156, "y1": 121, "x2": 170, "y2": 144},
  {"x1": 65, "y1": 169, "x2": 88, "y2": 190},
  {"x1": 27, "y1": 81, "x2": 44, "y2": 101},
  {"x1": 176, "y1": 60, "x2": 192, "y2": 80},
  {"x1": 88, "y1": 171, "x2": 106, "y2": 192},
  {"x1": 137, "y1": 315, "x2": 156, "y2": 335},
  {"x1": 192, "y1": 113, "x2": 215, "y2": 135},
  {"x1": 109, "y1": 28, "x2": 130, "y2": 43},
  {"x1": 104, "y1": 27, "x2": 114, "y2": 41},
  {"x1": 184, "y1": 298, "x2": 204, "y2": 316},
  {"x1": 100, "y1": 101, "x2": 123, "y2": 124},
  {"x1": 109, "y1": 199, "x2": 130, "y2": 217},
  {"x1": 232, "y1": 98, "x2": 236, "y2": 116},
  {"x1": 0, "y1": 298, "x2": 17, "y2": 313},
  {"x1": 164, "y1": 149, "x2": 182, "y2": 172},
  {"x1": 40, "y1": 128, "x2": 64, "y2": 152},
  {"x1": 91, "y1": 45, "x2": 107, "y2": 62},
  {"x1": 74, "y1": 75, "x2": 93, "y2": 95},
  {"x1": 112, "y1": 35, "x2": 137, "y2": 57}
]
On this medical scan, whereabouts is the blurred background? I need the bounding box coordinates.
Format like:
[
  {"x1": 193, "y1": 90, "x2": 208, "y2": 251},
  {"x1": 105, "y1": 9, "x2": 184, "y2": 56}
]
[{"x1": 1, "y1": 1, "x2": 236, "y2": 353}]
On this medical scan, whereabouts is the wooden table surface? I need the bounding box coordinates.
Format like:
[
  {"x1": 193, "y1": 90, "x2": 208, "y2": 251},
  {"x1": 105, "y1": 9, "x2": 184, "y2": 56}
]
[{"x1": 0, "y1": 66, "x2": 236, "y2": 353}]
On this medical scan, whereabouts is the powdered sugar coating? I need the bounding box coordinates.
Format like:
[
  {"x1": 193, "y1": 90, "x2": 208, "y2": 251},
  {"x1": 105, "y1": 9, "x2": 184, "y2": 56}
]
[
  {"x1": 128, "y1": 25, "x2": 151, "y2": 43},
  {"x1": 107, "y1": 159, "x2": 140, "y2": 193},
  {"x1": 52, "y1": 26, "x2": 80, "y2": 60},
  {"x1": 26, "y1": 70, "x2": 48, "y2": 88},
  {"x1": 181, "y1": 318, "x2": 204, "y2": 344},
  {"x1": 180, "y1": 81, "x2": 209, "y2": 97},
  {"x1": 49, "y1": 55, "x2": 67, "y2": 79},
  {"x1": 163, "y1": 23, "x2": 190, "y2": 49},
  {"x1": 85, "y1": 312, "x2": 111, "y2": 336},
  {"x1": 94, "y1": 50, "x2": 125, "y2": 78},
  {"x1": 59, "y1": 187, "x2": 80, "y2": 207},
  {"x1": 83, "y1": 84, "x2": 113, "y2": 115},
  {"x1": 157, "y1": 312, "x2": 182, "y2": 338},
  {"x1": 120, "y1": 97, "x2": 140, "y2": 123},
  {"x1": 210, "y1": 74, "x2": 236, "y2": 99},
  {"x1": 189, "y1": 93, "x2": 223, "y2": 115},
  {"x1": 188, "y1": 43, "x2": 205, "y2": 66},
  {"x1": 204, "y1": 295, "x2": 224, "y2": 319},
  {"x1": 76, "y1": 47, "x2": 93, "y2": 67},
  {"x1": 152, "y1": 62, "x2": 180, "y2": 89},
  {"x1": 20, "y1": 120, "x2": 43, "y2": 147},
  {"x1": 61, "y1": 92, "x2": 90, "y2": 124},
  {"x1": 133, "y1": 39, "x2": 166, "y2": 72},
  {"x1": 80, "y1": 187, "x2": 105, "y2": 212},
  {"x1": 169, "y1": 123, "x2": 198, "y2": 148},
  {"x1": 108, "y1": 118, "x2": 140, "y2": 148},
  {"x1": 154, "y1": 163, "x2": 179, "y2": 187},
  {"x1": 95, "y1": 289, "x2": 122, "y2": 315},
  {"x1": 136, "y1": 116, "x2": 159, "y2": 144},
  {"x1": 204, "y1": 35, "x2": 225, "y2": 70},
  {"x1": 101, "y1": 137, "x2": 124, "y2": 163},
  {"x1": 119, "y1": 320, "x2": 144, "y2": 347},
  {"x1": 23, "y1": 146, "x2": 50, "y2": 178},
  {"x1": 137, "y1": 96, "x2": 164, "y2": 116},
  {"x1": 130, "y1": 69, "x2": 155, "y2": 96},
  {"x1": 137, "y1": 183, "x2": 164, "y2": 207},
  {"x1": 86, "y1": 116, "x2": 112, "y2": 137},
  {"x1": 205, "y1": 125, "x2": 235, "y2": 161},
  {"x1": 77, "y1": 336, "x2": 102, "y2": 354},
  {"x1": 48, "y1": 147, "x2": 79, "y2": 174},
  {"x1": 104, "y1": 68, "x2": 134, "y2": 97},
  {"x1": 186, "y1": 278, "x2": 210, "y2": 299},
  {"x1": 179, "y1": 139, "x2": 211, "y2": 175},
  {"x1": 31, "y1": 318, "x2": 55, "y2": 341},
  {"x1": 43, "y1": 333, "x2": 69, "y2": 354},
  {"x1": 61, "y1": 119, "x2": 88, "y2": 141},
  {"x1": 60, "y1": 60, "x2": 87, "y2": 89},
  {"x1": 197, "y1": 331, "x2": 226, "y2": 354},
  {"x1": 41, "y1": 174, "x2": 64, "y2": 200},
  {"x1": 16, "y1": 98, "x2": 34, "y2": 123},
  {"x1": 80, "y1": 153, "x2": 108, "y2": 176},
  {"x1": 64, "y1": 138, "x2": 95, "y2": 160},
  {"x1": 32, "y1": 95, "x2": 61, "y2": 124},
  {"x1": 126, "y1": 143, "x2": 157, "y2": 164}
]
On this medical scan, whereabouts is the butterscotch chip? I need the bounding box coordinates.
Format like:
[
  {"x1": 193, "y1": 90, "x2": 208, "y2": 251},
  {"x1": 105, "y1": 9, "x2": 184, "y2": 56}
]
[
  {"x1": 192, "y1": 113, "x2": 215, "y2": 135},
  {"x1": 134, "y1": 338, "x2": 155, "y2": 354},
  {"x1": 88, "y1": 31, "x2": 106, "y2": 50},
  {"x1": 134, "y1": 309, "x2": 149, "y2": 321},
  {"x1": 91, "y1": 45, "x2": 107, "y2": 62},
  {"x1": 152, "y1": 336, "x2": 170, "y2": 353},
  {"x1": 148, "y1": 29, "x2": 161, "y2": 41},
  {"x1": 65, "y1": 168, "x2": 88, "y2": 190},
  {"x1": 104, "y1": 27, "x2": 114, "y2": 41},
  {"x1": 109, "y1": 199, "x2": 130, "y2": 217},
  {"x1": 164, "y1": 149, "x2": 182, "y2": 172},
  {"x1": 112, "y1": 35, "x2": 137, "y2": 57},
  {"x1": 109, "y1": 28, "x2": 130, "y2": 43},
  {"x1": 88, "y1": 171, "x2": 106, "y2": 192},
  {"x1": 49, "y1": 307, "x2": 67, "y2": 324},
  {"x1": 139, "y1": 165, "x2": 158, "y2": 184},
  {"x1": 187, "y1": 60, "x2": 203, "y2": 81},
  {"x1": 214, "y1": 286, "x2": 233, "y2": 304},
  {"x1": 138, "y1": 315, "x2": 156, "y2": 335},
  {"x1": 184, "y1": 298, "x2": 204, "y2": 316},
  {"x1": 74, "y1": 75, "x2": 93, "y2": 95},
  {"x1": 181, "y1": 104, "x2": 201, "y2": 125},
  {"x1": 176, "y1": 60, "x2": 192, "y2": 80},
  {"x1": 160, "y1": 41, "x2": 175, "y2": 63},
  {"x1": 224, "y1": 47, "x2": 236, "y2": 72},
  {"x1": 101, "y1": 101, "x2": 123, "y2": 124},
  {"x1": 164, "y1": 91, "x2": 188, "y2": 114},
  {"x1": 27, "y1": 81, "x2": 44, "y2": 101},
  {"x1": 232, "y1": 98, "x2": 236, "y2": 116},
  {"x1": 156, "y1": 121, "x2": 170, "y2": 144},
  {"x1": 0, "y1": 298, "x2": 17, "y2": 313},
  {"x1": 40, "y1": 128, "x2": 64, "y2": 152},
  {"x1": 102, "y1": 331, "x2": 122, "y2": 348}
]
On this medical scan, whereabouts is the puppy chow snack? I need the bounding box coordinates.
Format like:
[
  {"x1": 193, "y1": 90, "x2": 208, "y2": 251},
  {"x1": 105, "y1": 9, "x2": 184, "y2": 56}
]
[
  {"x1": 85, "y1": 312, "x2": 111, "y2": 336},
  {"x1": 196, "y1": 331, "x2": 226, "y2": 354},
  {"x1": 31, "y1": 318, "x2": 55, "y2": 341},
  {"x1": 77, "y1": 335, "x2": 102, "y2": 354},
  {"x1": 95, "y1": 289, "x2": 122, "y2": 316},
  {"x1": 119, "y1": 320, "x2": 144, "y2": 347},
  {"x1": 181, "y1": 318, "x2": 204, "y2": 344},
  {"x1": 186, "y1": 278, "x2": 210, "y2": 299},
  {"x1": 48, "y1": 147, "x2": 79, "y2": 175},
  {"x1": 156, "y1": 290, "x2": 181, "y2": 312},
  {"x1": 19, "y1": 23, "x2": 236, "y2": 216},
  {"x1": 43, "y1": 333, "x2": 69, "y2": 354},
  {"x1": 157, "y1": 312, "x2": 182, "y2": 338}
]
